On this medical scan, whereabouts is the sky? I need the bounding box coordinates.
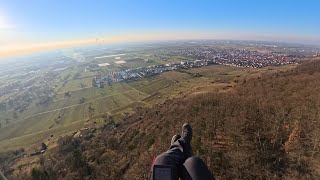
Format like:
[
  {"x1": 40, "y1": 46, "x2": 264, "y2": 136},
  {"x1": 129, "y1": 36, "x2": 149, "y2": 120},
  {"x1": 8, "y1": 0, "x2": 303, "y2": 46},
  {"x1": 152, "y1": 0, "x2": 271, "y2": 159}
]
[{"x1": 0, "y1": 0, "x2": 320, "y2": 58}]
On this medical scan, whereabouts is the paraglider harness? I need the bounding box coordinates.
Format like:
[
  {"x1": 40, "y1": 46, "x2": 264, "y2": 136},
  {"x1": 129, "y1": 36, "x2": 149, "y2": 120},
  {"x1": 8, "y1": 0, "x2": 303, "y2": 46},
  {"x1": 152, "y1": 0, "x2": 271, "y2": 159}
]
[{"x1": 152, "y1": 165, "x2": 177, "y2": 180}]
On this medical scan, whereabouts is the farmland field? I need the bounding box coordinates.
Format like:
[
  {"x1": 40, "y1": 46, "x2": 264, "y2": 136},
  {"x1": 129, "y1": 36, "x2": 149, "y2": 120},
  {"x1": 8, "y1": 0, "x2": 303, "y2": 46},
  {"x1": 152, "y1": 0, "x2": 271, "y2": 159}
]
[{"x1": 0, "y1": 43, "x2": 298, "y2": 152}]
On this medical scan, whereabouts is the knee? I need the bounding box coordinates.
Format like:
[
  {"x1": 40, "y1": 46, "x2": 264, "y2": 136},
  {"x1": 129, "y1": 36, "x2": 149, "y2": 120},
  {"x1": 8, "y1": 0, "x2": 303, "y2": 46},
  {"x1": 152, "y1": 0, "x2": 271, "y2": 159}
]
[
  {"x1": 154, "y1": 153, "x2": 172, "y2": 165},
  {"x1": 184, "y1": 156, "x2": 203, "y2": 167},
  {"x1": 182, "y1": 156, "x2": 215, "y2": 180}
]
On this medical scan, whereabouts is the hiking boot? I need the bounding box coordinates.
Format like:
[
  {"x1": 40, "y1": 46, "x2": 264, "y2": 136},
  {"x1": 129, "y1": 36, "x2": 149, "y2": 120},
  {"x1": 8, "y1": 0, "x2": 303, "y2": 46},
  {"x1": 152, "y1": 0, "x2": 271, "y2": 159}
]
[
  {"x1": 171, "y1": 134, "x2": 181, "y2": 145},
  {"x1": 181, "y1": 123, "x2": 193, "y2": 157},
  {"x1": 181, "y1": 123, "x2": 192, "y2": 143}
]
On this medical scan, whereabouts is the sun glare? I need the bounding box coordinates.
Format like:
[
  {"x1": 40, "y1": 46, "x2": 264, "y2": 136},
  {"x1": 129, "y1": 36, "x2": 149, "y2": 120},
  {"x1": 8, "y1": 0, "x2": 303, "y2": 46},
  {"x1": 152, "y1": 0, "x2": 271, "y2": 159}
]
[{"x1": 0, "y1": 15, "x2": 11, "y2": 29}]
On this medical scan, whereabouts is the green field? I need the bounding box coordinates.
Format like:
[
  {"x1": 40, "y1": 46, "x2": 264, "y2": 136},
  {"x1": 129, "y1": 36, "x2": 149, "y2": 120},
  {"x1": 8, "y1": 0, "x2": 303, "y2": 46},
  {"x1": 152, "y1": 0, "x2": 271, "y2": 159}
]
[{"x1": 0, "y1": 63, "x2": 295, "y2": 152}]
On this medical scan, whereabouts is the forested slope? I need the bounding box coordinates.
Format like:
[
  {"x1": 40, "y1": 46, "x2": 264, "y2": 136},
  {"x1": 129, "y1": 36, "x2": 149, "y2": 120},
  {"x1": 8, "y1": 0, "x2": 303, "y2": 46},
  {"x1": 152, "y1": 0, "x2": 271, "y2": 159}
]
[{"x1": 3, "y1": 60, "x2": 320, "y2": 179}]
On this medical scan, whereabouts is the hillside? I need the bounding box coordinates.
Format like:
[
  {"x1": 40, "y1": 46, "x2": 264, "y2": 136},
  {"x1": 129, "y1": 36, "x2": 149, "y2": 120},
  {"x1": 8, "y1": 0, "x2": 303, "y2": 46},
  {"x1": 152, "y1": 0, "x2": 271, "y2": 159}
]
[{"x1": 2, "y1": 59, "x2": 320, "y2": 179}]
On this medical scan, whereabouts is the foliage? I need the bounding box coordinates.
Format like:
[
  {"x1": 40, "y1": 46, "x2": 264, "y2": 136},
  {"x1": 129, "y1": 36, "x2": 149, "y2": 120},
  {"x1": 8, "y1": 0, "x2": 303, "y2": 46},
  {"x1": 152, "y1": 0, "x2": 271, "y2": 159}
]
[{"x1": 4, "y1": 60, "x2": 320, "y2": 179}]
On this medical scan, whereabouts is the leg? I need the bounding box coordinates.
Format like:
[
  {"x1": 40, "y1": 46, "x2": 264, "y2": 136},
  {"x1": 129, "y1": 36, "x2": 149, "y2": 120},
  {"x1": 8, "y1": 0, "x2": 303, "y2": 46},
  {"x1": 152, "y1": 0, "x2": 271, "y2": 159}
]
[
  {"x1": 181, "y1": 156, "x2": 215, "y2": 180},
  {"x1": 152, "y1": 145, "x2": 185, "y2": 180},
  {"x1": 154, "y1": 124, "x2": 193, "y2": 167},
  {"x1": 153, "y1": 146, "x2": 185, "y2": 167},
  {"x1": 152, "y1": 124, "x2": 195, "y2": 180}
]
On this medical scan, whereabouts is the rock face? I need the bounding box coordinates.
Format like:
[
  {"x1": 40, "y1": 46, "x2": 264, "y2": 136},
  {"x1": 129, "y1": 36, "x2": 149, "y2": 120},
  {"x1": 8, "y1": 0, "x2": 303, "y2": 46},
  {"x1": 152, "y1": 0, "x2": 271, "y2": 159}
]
[
  {"x1": 41, "y1": 142, "x2": 48, "y2": 151},
  {"x1": 73, "y1": 128, "x2": 97, "y2": 139},
  {"x1": 73, "y1": 131, "x2": 81, "y2": 138}
]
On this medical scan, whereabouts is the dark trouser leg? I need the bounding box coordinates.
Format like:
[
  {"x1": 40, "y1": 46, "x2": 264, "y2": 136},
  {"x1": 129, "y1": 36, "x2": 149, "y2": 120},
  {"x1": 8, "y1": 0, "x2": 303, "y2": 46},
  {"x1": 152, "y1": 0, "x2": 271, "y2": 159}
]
[
  {"x1": 181, "y1": 156, "x2": 215, "y2": 180},
  {"x1": 153, "y1": 138, "x2": 190, "y2": 179},
  {"x1": 153, "y1": 146, "x2": 185, "y2": 167},
  {"x1": 154, "y1": 138, "x2": 191, "y2": 167}
]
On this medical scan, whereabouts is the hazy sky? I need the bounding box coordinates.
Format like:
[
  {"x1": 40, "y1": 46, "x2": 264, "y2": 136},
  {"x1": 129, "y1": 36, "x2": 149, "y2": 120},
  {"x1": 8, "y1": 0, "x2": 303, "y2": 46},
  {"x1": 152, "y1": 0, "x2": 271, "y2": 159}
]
[{"x1": 1, "y1": 0, "x2": 320, "y2": 57}]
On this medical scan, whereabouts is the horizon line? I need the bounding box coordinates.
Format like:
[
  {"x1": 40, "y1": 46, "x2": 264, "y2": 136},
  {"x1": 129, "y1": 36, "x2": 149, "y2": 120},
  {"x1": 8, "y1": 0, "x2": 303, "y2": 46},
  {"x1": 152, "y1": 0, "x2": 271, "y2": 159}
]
[{"x1": 1, "y1": 32, "x2": 320, "y2": 59}]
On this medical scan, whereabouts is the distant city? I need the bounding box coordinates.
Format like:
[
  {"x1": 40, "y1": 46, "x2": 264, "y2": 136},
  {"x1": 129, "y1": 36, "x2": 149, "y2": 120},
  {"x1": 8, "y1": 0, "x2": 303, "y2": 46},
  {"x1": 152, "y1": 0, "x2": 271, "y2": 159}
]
[{"x1": 93, "y1": 48, "x2": 300, "y2": 87}]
